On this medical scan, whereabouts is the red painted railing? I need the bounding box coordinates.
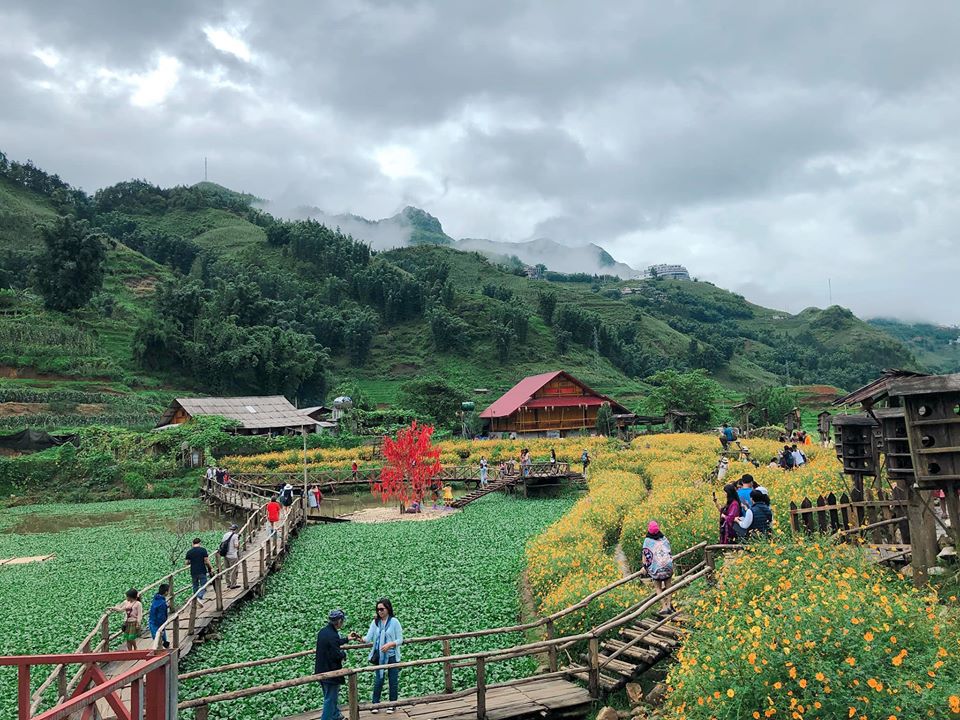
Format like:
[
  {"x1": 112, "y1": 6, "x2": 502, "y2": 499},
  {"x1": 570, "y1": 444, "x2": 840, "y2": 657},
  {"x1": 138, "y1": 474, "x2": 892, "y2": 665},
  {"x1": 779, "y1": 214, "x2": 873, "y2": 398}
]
[{"x1": 0, "y1": 650, "x2": 175, "y2": 720}]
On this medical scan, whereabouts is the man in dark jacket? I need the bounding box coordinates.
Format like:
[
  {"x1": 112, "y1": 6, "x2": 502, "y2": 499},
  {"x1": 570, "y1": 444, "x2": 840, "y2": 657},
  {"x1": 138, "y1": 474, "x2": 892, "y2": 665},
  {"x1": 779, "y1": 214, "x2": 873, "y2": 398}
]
[{"x1": 315, "y1": 609, "x2": 358, "y2": 720}]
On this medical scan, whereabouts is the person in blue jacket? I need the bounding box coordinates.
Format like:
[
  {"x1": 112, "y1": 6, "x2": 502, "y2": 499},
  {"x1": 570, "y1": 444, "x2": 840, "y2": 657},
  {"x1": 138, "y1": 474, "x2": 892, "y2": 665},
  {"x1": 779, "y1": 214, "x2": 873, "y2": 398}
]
[
  {"x1": 365, "y1": 598, "x2": 403, "y2": 712},
  {"x1": 315, "y1": 609, "x2": 360, "y2": 720},
  {"x1": 148, "y1": 583, "x2": 170, "y2": 649}
]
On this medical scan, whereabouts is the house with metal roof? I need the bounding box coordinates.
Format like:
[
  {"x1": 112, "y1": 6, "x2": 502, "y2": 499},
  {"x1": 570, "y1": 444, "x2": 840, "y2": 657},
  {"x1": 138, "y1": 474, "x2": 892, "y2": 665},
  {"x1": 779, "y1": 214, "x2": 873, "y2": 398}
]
[
  {"x1": 479, "y1": 370, "x2": 630, "y2": 437},
  {"x1": 155, "y1": 396, "x2": 319, "y2": 435}
]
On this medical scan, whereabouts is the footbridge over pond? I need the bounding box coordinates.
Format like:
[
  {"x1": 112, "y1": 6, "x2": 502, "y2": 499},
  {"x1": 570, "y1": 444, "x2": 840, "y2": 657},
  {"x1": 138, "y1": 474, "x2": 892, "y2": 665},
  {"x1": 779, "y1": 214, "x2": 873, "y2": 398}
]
[{"x1": 5, "y1": 478, "x2": 736, "y2": 720}]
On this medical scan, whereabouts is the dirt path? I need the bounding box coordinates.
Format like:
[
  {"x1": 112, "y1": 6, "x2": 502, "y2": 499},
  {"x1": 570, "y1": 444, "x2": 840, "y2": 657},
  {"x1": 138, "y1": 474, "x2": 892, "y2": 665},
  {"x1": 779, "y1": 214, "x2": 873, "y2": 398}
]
[
  {"x1": 613, "y1": 543, "x2": 632, "y2": 577},
  {"x1": 343, "y1": 505, "x2": 460, "y2": 524}
]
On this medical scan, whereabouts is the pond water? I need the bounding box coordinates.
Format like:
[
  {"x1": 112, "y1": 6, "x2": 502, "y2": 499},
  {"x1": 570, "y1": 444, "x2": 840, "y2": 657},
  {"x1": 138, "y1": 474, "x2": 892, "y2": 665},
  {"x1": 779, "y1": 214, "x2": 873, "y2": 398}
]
[
  {"x1": 3, "y1": 504, "x2": 228, "y2": 535},
  {"x1": 307, "y1": 484, "x2": 469, "y2": 518}
]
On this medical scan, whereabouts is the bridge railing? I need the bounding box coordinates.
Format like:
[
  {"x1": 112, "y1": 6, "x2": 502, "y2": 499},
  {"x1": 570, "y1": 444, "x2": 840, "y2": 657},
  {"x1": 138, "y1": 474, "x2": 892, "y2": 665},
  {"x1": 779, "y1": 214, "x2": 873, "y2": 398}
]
[
  {"x1": 177, "y1": 543, "x2": 722, "y2": 719},
  {"x1": 150, "y1": 485, "x2": 305, "y2": 652},
  {"x1": 4, "y1": 650, "x2": 175, "y2": 720},
  {"x1": 231, "y1": 462, "x2": 578, "y2": 488}
]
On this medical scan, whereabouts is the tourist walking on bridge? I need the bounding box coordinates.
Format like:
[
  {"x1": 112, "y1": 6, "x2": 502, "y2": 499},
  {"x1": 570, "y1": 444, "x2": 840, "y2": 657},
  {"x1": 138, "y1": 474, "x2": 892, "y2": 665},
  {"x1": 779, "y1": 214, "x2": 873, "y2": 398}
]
[
  {"x1": 149, "y1": 584, "x2": 170, "y2": 649},
  {"x1": 479, "y1": 456, "x2": 489, "y2": 488},
  {"x1": 219, "y1": 523, "x2": 241, "y2": 589},
  {"x1": 366, "y1": 598, "x2": 404, "y2": 712},
  {"x1": 315, "y1": 609, "x2": 360, "y2": 720},
  {"x1": 185, "y1": 537, "x2": 213, "y2": 602}
]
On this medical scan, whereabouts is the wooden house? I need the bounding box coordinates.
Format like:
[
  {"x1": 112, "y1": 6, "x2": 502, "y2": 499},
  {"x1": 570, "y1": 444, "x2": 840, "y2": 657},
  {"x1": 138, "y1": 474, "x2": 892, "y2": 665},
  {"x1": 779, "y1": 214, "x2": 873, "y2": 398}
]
[
  {"x1": 480, "y1": 371, "x2": 630, "y2": 437},
  {"x1": 155, "y1": 396, "x2": 317, "y2": 435}
]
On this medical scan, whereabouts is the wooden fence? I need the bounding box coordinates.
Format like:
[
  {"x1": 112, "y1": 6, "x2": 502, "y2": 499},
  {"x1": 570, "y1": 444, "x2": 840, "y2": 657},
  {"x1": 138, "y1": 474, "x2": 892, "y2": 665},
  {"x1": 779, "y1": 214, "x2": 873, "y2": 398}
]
[
  {"x1": 176, "y1": 542, "x2": 719, "y2": 719},
  {"x1": 788, "y1": 487, "x2": 911, "y2": 544}
]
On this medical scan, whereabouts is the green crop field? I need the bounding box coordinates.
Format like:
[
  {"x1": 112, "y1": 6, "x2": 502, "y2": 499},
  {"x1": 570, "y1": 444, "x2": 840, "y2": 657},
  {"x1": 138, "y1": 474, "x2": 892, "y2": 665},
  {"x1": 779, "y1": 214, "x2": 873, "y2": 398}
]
[
  {"x1": 178, "y1": 493, "x2": 576, "y2": 720},
  {"x1": 0, "y1": 499, "x2": 222, "y2": 718}
]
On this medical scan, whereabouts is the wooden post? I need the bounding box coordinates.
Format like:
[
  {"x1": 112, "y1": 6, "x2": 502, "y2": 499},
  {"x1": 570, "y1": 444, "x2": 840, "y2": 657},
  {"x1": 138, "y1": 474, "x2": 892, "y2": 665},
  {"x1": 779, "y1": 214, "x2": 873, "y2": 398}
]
[
  {"x1": 188, "y1": 597, "x2": 198, "y2": 636},
  {"x1": 259, "y1": 546, "x2": 266, "y2": 578},
  {"x1": 442, "y1": 639, "x2": 454, "y2": 694},
  {"x1": 57, "y1": 665, "x2": 67, "y2": 702},
  {"x1": 476, "y1": 657, "x2": 486, "y2": 720},
  {"x1": 348, "y1": 673, "x2": 360, "y2": 720},
  {"x1": 172, "y1": 615, "x2": 181, "y2": 649},
  {"x1": 215, "y1": 576, "x2": 224, "y2": 612},
  {"x1": 100, "y1": 616, "x2": 110, "y2": 651},
  {"x1": 166, "y1": 573, "x2": 176, "y2": 613},
  {"x1": 588, "y1": 637, "x2": 600, "y2": 698},
  {"x1": 195, "y1": 704, "x2": 209, "y2": 720},
  {"x1": 18, "y1": 665, "x2": 29, "y2": 720},
  {"x1": 945, "y1": 483, "x2": 960, "y2": 550},
  {"x1": 546, "y1": 620, "x2": 558, "y2": 672}
]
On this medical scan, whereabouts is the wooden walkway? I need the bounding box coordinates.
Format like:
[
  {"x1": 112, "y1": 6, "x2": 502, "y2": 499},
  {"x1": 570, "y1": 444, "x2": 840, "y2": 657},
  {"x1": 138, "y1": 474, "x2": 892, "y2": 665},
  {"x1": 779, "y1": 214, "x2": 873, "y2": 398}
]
[
  {"x1": 28, "y1": 482, "x2": 305, "y2": 718},
  {"x1": 279, "y1": 678, "x2": 591, "y2": 720},
  {"x1": 450, "y1": 474, "x2": 523, "y2": 508}
]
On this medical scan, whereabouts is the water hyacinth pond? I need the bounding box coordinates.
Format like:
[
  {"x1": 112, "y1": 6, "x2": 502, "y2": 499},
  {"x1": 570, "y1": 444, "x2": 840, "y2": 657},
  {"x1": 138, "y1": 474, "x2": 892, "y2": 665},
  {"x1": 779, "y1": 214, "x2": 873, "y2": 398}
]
[
  {"x1": 178, "y1": 493, "x2": 576, "y2": 720},
  {"x1": 0, "y1": 498, "x2": 231, "y2": 718}
]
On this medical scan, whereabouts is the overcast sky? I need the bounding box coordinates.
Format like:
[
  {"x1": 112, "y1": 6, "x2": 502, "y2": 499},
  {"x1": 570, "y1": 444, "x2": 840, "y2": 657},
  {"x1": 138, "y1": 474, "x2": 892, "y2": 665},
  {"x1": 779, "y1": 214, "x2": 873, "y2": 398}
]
[{"x1": 2, "y1": 1, "x2": 959, "y2": 324}]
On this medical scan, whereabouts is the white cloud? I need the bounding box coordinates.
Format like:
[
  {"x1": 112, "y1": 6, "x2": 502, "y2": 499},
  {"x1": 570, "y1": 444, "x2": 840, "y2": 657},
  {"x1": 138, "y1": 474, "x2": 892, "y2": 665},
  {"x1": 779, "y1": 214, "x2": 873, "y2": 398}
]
[
  {"x1": 32, "y1": 48, "x2": 60, "y2": 68},
  {"x1": 130, "y1": 55, "x2": 181, "y2": 108},
  {"x1": 203, "y1": 26, "x2": 253, "y2": 63}
]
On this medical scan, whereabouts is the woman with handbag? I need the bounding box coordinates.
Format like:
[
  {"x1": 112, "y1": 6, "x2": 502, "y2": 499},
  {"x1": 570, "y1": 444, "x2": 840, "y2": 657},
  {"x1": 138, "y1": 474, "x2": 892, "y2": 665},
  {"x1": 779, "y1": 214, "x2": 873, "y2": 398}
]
[{"x1": 365, "y1": 598, "x2": 403, "y2": 712}]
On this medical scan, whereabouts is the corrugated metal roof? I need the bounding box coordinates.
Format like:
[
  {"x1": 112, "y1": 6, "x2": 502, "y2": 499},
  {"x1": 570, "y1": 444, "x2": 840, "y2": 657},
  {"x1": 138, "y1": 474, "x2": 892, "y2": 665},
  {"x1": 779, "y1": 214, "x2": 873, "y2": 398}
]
[
  {"x1": 479, "y1": 370, "x2": 629, "y2": 419},
  {"x1": 832, "y1": 369, "x2": 929, "y2": 407},
  {"x1": 156, "y1": 396, "x2": 314, "y2": 430}
]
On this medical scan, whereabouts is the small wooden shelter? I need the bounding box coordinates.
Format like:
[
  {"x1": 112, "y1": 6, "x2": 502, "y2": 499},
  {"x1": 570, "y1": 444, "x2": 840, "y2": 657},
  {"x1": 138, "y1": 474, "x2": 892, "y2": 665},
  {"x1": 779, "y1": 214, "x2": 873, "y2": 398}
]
[
  {"x1": 480, "y1": 370, "x2": 630, "y2": 437},
  {"x1": 816, "y1": 411, "x2": 832, "y2": 443},
  {"x1": 664, "y1": 409, "x2": 696, "y2": 433},
  {"x1": 732, "y1": 401, "x2": 754, "y2": 435},
  {"x1": 155, "y1": 396, "x2": 317, "y2": 435}
]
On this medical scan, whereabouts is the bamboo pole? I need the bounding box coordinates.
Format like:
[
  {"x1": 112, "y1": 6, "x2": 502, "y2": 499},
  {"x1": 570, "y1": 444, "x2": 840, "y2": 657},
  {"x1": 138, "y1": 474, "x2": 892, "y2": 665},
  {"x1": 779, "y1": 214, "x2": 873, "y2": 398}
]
[
  {"x1": 546, "y1": 619, "x2": 557, "y2": 672},
  {"x1": 588, "y1": 638, "x2": 600, "y2": 698}
]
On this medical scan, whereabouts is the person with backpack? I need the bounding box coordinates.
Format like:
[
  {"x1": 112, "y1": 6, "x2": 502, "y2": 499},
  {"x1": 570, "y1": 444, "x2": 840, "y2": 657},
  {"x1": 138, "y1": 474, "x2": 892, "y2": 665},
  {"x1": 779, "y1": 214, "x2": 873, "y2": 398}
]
[
  {"x1": 641, "y1": 521, "x2": 675, "y2": 615},
  {"x1": 779, "y1": 445, "x2": 795, "y2": 470},
  {"x1": 365, "y1": 598, "x2": 404, "y2": 712},
  {"x1": 218, "y1": 523, "x2": 241, "y2": 589},
  {"x1": 148, "y1": 584, "x2": 170, "y2": 649},
  {"x1": 280, "y1": 483, "x2": 294, "y2": 507},
  {"x1": 479, "y1": 457, "x2": 489, "y2": 488},
  {"x1": 748, "y1": 488, "x2": 773, "y2": 537},
  {"x1": 580, "y1": 449, "x2": 591, "y2": 476}
]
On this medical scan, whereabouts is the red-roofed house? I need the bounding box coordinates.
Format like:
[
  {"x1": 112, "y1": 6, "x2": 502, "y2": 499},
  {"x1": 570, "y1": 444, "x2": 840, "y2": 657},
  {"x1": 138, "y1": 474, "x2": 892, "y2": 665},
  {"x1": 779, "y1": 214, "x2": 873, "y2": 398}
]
[{"x1": 480, "y1": 370, "x2": 630, "y2": 437}]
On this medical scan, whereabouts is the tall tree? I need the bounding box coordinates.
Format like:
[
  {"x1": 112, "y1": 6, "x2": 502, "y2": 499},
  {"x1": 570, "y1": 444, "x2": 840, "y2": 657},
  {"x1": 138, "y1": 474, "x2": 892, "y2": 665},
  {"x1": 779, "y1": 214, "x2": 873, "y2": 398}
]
[
  {"x1": 372, "y1": 421, "x2": 442, "y2": 509},
  {"x1": 646, "y1": 369, "x2": 722, "y2": 431},
  {"x1": 595, "y1": 403, "x2": 616, "y2": 436},
  {"x1": 33, "y1": 216, "x2": 106, "y2": 311}
]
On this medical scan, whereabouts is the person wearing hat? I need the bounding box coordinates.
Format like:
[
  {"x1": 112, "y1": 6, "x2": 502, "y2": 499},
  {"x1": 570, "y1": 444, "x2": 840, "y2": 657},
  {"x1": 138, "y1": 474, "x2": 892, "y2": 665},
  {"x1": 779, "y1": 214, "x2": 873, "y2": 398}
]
[
  {"x1": 281, "y1": 483, "x2": 294, "y2": 507},
  {"x1": 315, "y1": 609, "x2": 360, "y2": 720},
  {"x1": 219, "y1": 523, "x2": 241, "y2": 589},
  {"x1": 641, "y1": 521, "x2": 675, "y2": 616}
]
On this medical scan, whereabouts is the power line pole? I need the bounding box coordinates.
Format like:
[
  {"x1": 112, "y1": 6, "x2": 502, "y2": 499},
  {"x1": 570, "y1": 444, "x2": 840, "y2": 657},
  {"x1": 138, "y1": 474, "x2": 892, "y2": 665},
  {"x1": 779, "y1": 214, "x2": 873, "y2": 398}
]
[
  {"x1": 828, "y1": 278, "x2": 832, "y2": 306},
  {"x1": 204, "y1": 156, "x2": 208, "y2": 182}
]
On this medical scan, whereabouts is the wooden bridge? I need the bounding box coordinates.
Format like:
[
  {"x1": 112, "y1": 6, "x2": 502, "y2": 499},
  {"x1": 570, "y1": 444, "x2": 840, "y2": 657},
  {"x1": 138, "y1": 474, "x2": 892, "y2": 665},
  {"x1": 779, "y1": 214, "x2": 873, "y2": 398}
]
[
  {"x1": 23, "y1": 481, "x2": 305, "y2": 720},
  {"x1": 10, "y1": 475, "x2": 725, "y2": 720},
  {"x1": 231, "y1": 461, "x2": 584, "y2": 491}
]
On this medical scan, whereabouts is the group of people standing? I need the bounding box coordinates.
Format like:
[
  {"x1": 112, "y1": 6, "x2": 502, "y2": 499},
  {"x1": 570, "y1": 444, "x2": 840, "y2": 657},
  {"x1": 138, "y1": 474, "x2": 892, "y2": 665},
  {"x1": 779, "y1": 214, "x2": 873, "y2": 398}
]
[
  {"x1": 769, "y1": 443, "x2": 807, "y2": 470},
  {"x1": 714, "y1": 473, "x2": 773, "y2": 544},
  {"x1": 315, "y1": 600, "x2": 404, "y2": 720},
  {"x1": 205, "y1": 465, "x2": 231, "y2": 488}
]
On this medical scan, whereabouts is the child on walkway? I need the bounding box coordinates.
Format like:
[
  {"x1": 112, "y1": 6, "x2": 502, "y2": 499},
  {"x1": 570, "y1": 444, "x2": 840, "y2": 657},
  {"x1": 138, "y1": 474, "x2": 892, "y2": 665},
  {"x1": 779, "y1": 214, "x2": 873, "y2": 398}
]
[
  {"x1": 641, "y1": 521, "x2": 675, "y2": 615},
  {"x1": 109, "y1": 588, "x2": 143, "y2": 650}
]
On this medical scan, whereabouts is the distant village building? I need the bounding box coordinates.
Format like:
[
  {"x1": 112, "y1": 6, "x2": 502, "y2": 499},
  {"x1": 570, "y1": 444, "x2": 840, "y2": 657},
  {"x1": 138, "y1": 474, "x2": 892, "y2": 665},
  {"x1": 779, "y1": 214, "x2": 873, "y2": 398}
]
[
  {"x1": 640, "y1": 264, "x2": 691, "y2": 281},
  {"x1": 155, "y1": 396, "x2": 330, "y2": 435},
  {"x1": 479, "y1": 370, "x2": 630, "y2": 438}
]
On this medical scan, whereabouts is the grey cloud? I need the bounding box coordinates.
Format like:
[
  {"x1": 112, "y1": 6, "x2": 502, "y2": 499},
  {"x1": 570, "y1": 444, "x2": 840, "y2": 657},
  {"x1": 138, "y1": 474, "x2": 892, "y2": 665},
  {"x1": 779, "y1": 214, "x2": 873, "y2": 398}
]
[{"x1": 2, "y1": 1, "x2": 960, "y2": 323}]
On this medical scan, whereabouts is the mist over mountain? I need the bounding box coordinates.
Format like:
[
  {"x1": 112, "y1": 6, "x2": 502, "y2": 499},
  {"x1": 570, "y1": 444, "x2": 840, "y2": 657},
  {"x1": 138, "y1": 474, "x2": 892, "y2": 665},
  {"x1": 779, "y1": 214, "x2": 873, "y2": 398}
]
[{"x1": 259, "y1": 201, "x2": 641, "y2": 278}]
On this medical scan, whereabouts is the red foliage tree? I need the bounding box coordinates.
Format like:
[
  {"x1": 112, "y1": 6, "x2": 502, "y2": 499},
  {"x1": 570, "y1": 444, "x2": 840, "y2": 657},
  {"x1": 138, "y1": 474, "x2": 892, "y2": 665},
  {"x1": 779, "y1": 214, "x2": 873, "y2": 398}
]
[{"x1": 372, "y1": 421, "x2": 442, "y2": 507}]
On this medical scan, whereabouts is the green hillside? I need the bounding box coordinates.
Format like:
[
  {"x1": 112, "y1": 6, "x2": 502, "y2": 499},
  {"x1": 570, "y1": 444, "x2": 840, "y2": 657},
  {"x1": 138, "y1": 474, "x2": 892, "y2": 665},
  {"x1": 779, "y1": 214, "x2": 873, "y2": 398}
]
[
  {"x1": 868, "y1": 318, "x2": 960, "y2": 373},
  {"x1": 0, "y1": 150, "x2": 927, "y2": 427}
]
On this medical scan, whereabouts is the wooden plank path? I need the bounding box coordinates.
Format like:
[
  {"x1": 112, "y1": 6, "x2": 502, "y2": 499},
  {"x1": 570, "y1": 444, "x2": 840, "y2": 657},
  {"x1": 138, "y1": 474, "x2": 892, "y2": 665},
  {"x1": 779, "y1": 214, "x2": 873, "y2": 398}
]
[
  {"x1": 176, "y1": 544, "x2": 716, "y2": 720},
  {"x1": 278, "y1": 678, "x2": 592, "y2": 720},
  {"x1": 28, "y1": 481, "x2": 306, "y2": 718}
]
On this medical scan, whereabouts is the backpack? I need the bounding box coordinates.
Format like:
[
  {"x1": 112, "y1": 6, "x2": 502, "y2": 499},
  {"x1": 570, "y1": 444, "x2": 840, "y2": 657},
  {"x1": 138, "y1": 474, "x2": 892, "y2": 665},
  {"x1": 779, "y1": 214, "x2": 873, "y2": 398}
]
[
  {"x1": 218, "y1": 532, "x2": 235, "y2": 557},
  {"x1": 648, "y1": 538, "x2": 674, "y2": 579}
]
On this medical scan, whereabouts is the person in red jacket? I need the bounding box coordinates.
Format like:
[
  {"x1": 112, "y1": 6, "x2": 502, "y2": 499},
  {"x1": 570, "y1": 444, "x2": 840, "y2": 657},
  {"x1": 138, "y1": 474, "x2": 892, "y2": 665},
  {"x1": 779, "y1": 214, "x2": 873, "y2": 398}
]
[{"x1": 266, "y1": 496, "x2": 282, "y2": 535}]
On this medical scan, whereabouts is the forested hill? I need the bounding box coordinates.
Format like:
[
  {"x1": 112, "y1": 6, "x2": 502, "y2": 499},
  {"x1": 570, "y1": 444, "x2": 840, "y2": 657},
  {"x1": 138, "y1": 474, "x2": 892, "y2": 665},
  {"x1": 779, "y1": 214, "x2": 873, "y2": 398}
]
[{"x1": 0, "y1": 150, "x2": 922, "y2": 411}]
